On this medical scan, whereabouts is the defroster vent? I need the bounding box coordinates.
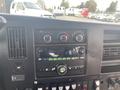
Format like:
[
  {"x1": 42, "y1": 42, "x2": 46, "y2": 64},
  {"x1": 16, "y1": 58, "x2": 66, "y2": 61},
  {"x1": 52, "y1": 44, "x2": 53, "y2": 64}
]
[{"x1": 7, "y1": 27, "x2": 27, "y2": 59}]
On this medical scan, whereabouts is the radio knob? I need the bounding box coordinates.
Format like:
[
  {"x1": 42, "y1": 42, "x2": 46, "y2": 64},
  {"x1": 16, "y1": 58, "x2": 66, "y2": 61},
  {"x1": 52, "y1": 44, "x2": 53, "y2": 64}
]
[
  {"x1": 59, "y1": 33, "x2": 68, "y2": 42},
  {"x1": 57, "y1": 65, "x2": 67, "y2": 75},
  {"x1": 43, "y1": 34, "x2": 52, "y2": 43},
  {"x1": 79, "y1": 47, "x2": 85, "y2": 54},
  {"x1": 75, "y1": 34, "x2": 84, "y2": 42}
]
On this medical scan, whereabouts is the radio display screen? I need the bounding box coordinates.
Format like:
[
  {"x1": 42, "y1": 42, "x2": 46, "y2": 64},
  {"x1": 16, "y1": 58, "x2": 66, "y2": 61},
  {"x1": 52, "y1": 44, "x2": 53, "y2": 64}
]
[{"x1": 36, "y1": 46, "x2": 85, "y2": 61}]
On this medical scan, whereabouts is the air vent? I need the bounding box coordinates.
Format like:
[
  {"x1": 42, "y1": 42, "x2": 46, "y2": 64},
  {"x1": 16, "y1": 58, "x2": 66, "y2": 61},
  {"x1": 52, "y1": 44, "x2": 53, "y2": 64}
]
[
  {"x1": 104, "y1": 30, "x2": 120, "y2": 43},
  {"x1": 103, "y1": 46, "x2": 120, "y2": 60},
  {"x1": 101, "y1": 65, "x2": 120, "y2": 73},
  {"x1": 7, "y1": 27, "x2": 27, "y2": 59}
]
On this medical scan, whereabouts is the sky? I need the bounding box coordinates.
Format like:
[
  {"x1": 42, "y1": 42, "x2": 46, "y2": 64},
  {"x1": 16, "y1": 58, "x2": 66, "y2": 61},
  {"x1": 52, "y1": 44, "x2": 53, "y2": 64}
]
[{"x1": 23, "y1": 0, "x2": 120, "y2": 11}]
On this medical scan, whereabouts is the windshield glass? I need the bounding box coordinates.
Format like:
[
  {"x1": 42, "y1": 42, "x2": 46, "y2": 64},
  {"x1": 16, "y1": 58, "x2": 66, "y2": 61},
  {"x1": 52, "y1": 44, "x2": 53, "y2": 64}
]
[
  {"x1": 0, "y1": 0, "x2": 120, "y2": 23},
  {"x1": 23, "y1": 2, "x2": 40, "y2": 9}
]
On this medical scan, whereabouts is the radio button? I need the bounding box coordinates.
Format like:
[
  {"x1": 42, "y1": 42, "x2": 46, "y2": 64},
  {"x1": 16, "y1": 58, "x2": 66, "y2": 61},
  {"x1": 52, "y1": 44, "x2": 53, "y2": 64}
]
[
  {"x1": 45, "y1": 68, "x2": 49, "y2": 72},
  {"x1": 11, "y1": 75, "x2": 25, "y2": 82},
  {"x1": 38, "y1": 58, "x2": 42, "y2": 61},
  {"x1": 68, "y1": 66, "x2": 72, "y2": 70},
  {"x1": 77, "y1": 83, "x2": 81, "y2": 90},
  {"x1": 45, "y1": 87, "x2": 49, "y2": 90},
  {"x1": 65, "y1": 85, "x2": 70, "y2": 90},
  {"x1": 51, "y1": 87, "x2": 57, "y2": 90},
  {"x1": 51, "y1": 67, "x2": 56, "y2": 71},
  {"x1": 82, "y1": 82, "x2": 88, "y2": 90},
  {"x1": 37, "y1": 88, "x2": 43, "y2": 90},
  {"x1": 58, "y1": 86, "x2": 63, "y2": 90},
  {"x1": 71, "y1": 84, "x2": 77, "y2": 90},
  {"x1": 95, "y1": 80, "x2": 100, "y2": 86}
]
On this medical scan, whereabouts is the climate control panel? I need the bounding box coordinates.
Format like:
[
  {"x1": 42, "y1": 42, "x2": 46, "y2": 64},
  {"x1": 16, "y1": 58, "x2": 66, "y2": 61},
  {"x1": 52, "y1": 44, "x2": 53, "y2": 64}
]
[
  {"x1": 34, "y1": 30, "x2": 86, "y2": 44},
  {"x1": 34, "y1": 30, "x2": 87, "y2": 78}
]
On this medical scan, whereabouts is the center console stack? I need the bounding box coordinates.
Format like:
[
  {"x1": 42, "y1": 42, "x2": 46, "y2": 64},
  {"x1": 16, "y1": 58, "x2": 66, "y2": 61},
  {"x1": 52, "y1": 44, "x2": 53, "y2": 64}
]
[{"x1": 0, "y1": 14, "x2": 120, "y2": 90}]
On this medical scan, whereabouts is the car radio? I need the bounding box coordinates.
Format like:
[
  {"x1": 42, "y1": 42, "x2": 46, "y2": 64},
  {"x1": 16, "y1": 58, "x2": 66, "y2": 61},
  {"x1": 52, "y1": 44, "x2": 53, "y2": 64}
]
[{"x1": 35, "y1": 45, "x2": 86, "y2": 77}]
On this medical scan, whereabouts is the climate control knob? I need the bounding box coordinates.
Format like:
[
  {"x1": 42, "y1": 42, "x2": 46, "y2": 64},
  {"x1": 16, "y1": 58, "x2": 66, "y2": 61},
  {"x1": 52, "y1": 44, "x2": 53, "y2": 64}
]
[
  {"x1": 75, "y1": 34, "x2": 84, "y2": 42},
  {"x1": 59, "y1": 33, "x2": 68, "y2": 42},
  {"x1": 57, "y1": 65, "x2": 67, "y2": 75},
  {"x1": 43, "y1": 34, "x2": 52, "y2": 43}
]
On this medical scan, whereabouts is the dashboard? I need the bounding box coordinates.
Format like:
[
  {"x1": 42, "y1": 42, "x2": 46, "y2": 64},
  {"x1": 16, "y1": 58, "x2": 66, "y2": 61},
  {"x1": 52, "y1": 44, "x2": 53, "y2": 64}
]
[{"x1": 0, "y1": 14, "x2": 120, "y2": 90}]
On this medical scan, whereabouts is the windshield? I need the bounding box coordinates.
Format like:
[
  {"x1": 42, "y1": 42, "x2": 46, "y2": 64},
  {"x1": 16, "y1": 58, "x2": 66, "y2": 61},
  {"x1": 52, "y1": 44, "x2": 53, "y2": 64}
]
[
  {"x1": 23, "y1": 2, "x2": 40, "y2": 9},
  {"x1": 0, "y1": 0, "x2": 120, "y2": 23}
]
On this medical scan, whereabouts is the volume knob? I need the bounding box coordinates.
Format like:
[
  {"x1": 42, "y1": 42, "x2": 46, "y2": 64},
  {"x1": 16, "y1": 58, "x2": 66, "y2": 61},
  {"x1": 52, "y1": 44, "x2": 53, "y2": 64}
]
[{"x1": 57, "y1": 65, "x2": 67, "y2": 75}]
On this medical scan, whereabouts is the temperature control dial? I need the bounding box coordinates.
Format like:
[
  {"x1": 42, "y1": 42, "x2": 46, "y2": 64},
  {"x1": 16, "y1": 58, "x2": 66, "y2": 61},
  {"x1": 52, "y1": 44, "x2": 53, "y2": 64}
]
[
  {"x1": 59, "y1": 33, "x2": 69, "y2": 42},
  {"x1": 43, "y1": 34, "x2": 52, "y2": 43},
  {"x1": 75, "y1": 33, "x2": 84, "y2": 42}
]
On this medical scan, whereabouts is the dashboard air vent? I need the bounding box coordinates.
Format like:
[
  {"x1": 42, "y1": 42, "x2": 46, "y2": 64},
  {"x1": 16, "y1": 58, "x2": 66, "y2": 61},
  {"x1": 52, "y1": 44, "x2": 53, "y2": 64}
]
[
  {"x1": 103, "y1": 46, "x2": 120, "y2": 60},
  {"x1": 7, "y1": 27, "x2": 27, "y2": 59}
]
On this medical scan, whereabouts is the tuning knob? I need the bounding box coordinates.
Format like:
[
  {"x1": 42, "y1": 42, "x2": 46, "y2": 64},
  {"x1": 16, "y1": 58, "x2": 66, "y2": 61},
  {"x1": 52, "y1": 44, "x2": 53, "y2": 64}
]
[
  {"x1": 75, "y1": 33, "x2": 84, "y2": 42},
  {"x1": 57, "y1": 65, "x2": 67, "y2": 75},
  {"x1": 79, "y1": 47, "x2": 85, "y2": 54}
]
